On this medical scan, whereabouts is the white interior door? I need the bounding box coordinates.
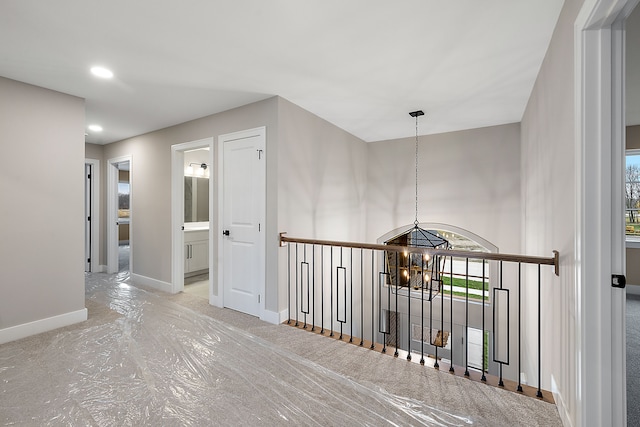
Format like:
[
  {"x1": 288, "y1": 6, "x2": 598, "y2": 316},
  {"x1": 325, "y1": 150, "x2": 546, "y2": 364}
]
[{"x1": 220, "y1": 127, "x2": 265, "y2": 317}]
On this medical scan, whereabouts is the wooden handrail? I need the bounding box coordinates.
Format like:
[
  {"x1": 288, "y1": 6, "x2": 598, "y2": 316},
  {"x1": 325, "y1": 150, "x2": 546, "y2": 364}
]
[{"x1": 279, "y1": 232, "x2": 559, "y2": 276}]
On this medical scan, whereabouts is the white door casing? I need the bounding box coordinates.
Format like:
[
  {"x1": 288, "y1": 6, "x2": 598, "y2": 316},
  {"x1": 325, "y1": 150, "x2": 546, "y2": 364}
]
[
  {"x1": 170, "y1": 138, "x2": 214, "y2": 296},
  {"x1": 84, "y1": 159, "x2": 100, "y2": 273},
  {"x1": 85, "y1": 163, "x2": 92, "y2": 272},
  {"x1": 219, "y1": 127, "x2": 266, "y2": 317},
  {"x1": 575, "y1": 0, "x2": 638, "y2": 425},
  {"x1": 107, "y1": 155, "x2": 131, "y2": 274}
]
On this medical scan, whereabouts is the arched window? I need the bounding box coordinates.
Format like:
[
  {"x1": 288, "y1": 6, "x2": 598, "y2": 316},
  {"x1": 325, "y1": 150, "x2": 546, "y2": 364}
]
[{"x1": 379, "y1": 223, "x2": 496, "y2": 301}]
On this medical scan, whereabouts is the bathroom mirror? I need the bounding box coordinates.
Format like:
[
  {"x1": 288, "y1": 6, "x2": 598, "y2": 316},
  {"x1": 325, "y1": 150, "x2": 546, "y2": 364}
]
[{"x1": 184, "y1": 176, "x2": 209, "y2": 222}]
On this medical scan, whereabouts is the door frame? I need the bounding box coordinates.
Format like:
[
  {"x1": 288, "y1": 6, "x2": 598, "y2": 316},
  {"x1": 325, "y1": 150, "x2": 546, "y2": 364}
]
[
  {"x1": 107, "y1": 155, "x2": 132, "y2": 274},
  {"x1": 85, "y1": 158, "x2": 100, "y2": 272},
  {"x1": 575, "y1": 0, "x2": 639, "y2": 424},
  {"x1": 171, "y1": 138, "x2": 214, "y2": 296},
  {"x1": 218, "y1": 127, "x2": 266, "y2": 316}
]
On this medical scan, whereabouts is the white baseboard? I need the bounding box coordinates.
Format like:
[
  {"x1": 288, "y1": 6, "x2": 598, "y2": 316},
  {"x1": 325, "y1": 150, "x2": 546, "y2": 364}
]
[
  {"x1": 130, "y1": 273, "x2": 173, "y2": 293},
  {"x1": 86, "y1": 265, "x2": 106, "y2": 273},
  {"x1": 210, "y1": 293, "x2": 223, "y2": 308},
  {"x1": 626, "y1": 284, "x2": 640, "y2": 295},
  {"x1": 0, "y1": 308, "x2": 88, "y2": 345},
  {"x1": 261, "y1": 308, "x2": 288, "y2": 325},
  {"x1": 551, "y1": 375, "x2": 573, "y2": 427}
]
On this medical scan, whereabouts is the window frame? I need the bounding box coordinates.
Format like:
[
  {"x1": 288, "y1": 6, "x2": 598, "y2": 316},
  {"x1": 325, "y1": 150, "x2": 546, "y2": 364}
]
[{"x1": 625, "y1": 149, "x2": 640, "y2": 247}]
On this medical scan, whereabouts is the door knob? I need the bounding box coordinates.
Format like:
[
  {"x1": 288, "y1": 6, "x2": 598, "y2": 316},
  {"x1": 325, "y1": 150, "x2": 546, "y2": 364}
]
[{"x1": 223, "y1": 229, "x2": 230, "y2": 236}]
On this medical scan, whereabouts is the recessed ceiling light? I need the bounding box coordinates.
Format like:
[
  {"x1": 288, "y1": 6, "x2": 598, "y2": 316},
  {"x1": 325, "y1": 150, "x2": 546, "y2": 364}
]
[
  {"x1": 90, "y1": 66, "x2": 113, "y2": 79},
  {"x1": 88, "y1": 124, "x2": 103, "y2": 132}
]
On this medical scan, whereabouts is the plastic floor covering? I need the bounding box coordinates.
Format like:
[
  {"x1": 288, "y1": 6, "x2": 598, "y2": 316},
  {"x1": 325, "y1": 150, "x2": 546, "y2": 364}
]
[{"x1": 0, "y1": 272, "x2": 562, "y2": 426}]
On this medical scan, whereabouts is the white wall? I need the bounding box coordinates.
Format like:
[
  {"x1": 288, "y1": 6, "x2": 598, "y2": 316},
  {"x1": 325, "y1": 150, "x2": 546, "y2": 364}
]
[
  {"x1": 520, "y1": 0, "x2": 585, "y2": 424},
  {"x1": 0, "y1": 77, "x2": 86, "y2": 343}
]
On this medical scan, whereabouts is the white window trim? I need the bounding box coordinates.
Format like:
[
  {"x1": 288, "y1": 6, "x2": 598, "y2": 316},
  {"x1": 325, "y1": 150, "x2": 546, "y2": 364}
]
[{"x1": 626, "y1": 148, "x2": 640, "y2": 247}]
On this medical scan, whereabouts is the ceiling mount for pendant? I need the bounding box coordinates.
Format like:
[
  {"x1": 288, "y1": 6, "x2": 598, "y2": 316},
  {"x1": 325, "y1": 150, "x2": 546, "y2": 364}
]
[{"x1": 410, "y1": 110, "x2": 424, "y2": 227}]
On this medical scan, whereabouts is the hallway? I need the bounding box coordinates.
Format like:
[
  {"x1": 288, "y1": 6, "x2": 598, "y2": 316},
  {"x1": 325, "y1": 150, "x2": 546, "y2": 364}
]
[{"x1": 0, "y1": 273, "x2": 562, "y2": 426}]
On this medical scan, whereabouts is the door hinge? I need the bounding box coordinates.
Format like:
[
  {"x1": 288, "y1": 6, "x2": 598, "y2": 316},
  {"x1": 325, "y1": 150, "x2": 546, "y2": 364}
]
[
  {"x1": 258, "y1": 295, "x2": 261, "y2": 303},
  {"x1": 257, "y1": 149, "x2": 263, "y2": 159},
  {"x1": 87, "y1": 174, "x2": 91, "y2": 179},
  {"x1": 87, "y1": 258, "x2": 91, "y2": 263},
  {"x1": 612, "y1": 274, "x2": 626, "y2": 288},
  {"x1": 258, "y1": 223, "x2": 261, "y2": 232}
]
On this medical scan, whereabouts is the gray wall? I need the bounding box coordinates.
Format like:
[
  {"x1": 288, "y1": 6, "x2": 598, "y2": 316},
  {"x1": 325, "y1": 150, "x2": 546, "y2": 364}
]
[
  {"x1": 276, "y1": 97, "x2": 369, "y2": 313},
  {"x1": 277, "y1": 97, "x2": 368, "y2": 243},
  {"x1": 366, "y1": 123, "x2": 522, "y2": 254},
  {"x1": 0, "y1": 76, "x2": 85, "y2": 335},
  {"x1": 520, "y1": 0, "x2": 585, "y2": 424}
]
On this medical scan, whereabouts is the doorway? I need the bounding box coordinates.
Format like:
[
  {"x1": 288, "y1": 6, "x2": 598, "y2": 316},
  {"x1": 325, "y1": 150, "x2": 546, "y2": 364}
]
[
  {"x1": 171, "y1": 138, "x2": 213, "y2": 301},
  {"x1": 84, "y1": 159, "x2": 100, "y2": 272},
  {"x1": 626, "y1": 3, "x2": 640, "y2": 426},
  {"x1": 107, "y1": 156, "x2": 132, "y2": 274},
  {"x1": 218, "y1": 127, "x2": 266, "y2": 318},
  {"x1": 576, "y1": 0, "x2": 639, "y2": 424}
]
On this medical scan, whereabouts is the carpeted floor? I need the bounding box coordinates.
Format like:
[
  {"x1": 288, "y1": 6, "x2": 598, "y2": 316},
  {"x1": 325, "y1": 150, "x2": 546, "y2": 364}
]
[
  {"x1": 628, "y1": 294, "x2": 640, "y2": 426},
  {"x1": 0, "y1": 272, "x2": 563, "y2": 426}
]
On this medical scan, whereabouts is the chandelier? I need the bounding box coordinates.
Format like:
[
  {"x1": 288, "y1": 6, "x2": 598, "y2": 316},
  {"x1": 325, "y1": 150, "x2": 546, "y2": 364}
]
[{"x1": 384, "y1": 111, "x2": 450, "y2": 300}]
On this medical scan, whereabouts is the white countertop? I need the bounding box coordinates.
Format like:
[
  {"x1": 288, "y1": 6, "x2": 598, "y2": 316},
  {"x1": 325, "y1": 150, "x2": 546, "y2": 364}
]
[{"x1": 184, "y1": 222, "x2": 209, "y2": 231}]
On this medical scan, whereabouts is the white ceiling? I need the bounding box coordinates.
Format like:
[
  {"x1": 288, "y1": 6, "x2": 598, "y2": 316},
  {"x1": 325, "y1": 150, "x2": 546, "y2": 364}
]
[{"x1": 0, "y1": 0, "x2": 567, "y2": 144}]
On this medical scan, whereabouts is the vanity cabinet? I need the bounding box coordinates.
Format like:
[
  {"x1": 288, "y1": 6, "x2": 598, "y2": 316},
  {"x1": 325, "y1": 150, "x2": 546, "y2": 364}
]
[{"x1": 185, "y1": 229, "x2": 209, "y2": 274}]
